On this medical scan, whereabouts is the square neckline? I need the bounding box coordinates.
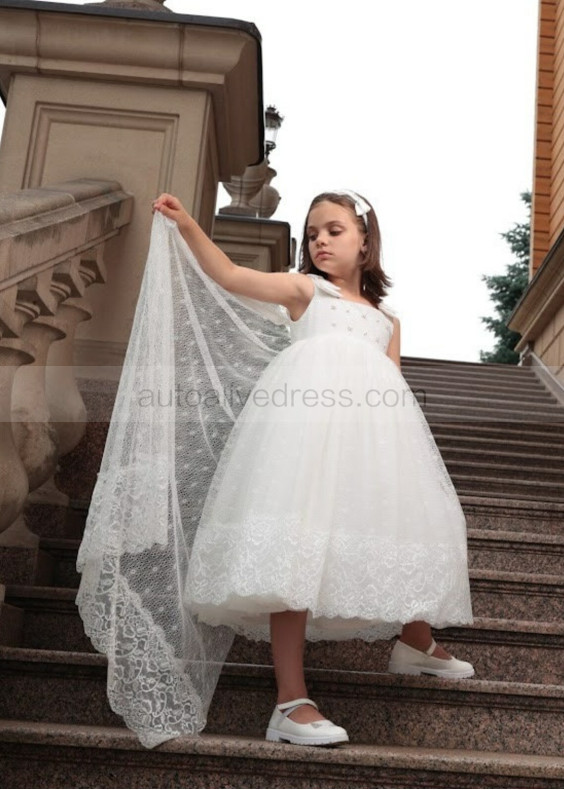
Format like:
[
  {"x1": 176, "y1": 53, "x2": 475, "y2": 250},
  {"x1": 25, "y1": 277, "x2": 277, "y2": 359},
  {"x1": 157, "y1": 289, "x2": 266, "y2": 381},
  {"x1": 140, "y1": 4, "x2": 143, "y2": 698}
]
[{"x1": 289, "y1": 275, "x2": 394, "y2": 330}]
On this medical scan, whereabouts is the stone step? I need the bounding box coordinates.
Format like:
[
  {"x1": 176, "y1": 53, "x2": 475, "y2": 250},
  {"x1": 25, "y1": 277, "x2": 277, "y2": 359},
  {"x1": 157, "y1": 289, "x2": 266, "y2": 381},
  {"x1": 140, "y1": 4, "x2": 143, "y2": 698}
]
[
  {"x1": 26, "y1": 500, "x2": 86, "y2": 541},
  {"x1": 468, "y1": 529, "x2": 564, "y2": 575},
  {"x1": 453, "y1": 472, "x2": 564, "y2": 502},
  {"x1": 434, "y1": 433, "x2": 564, "y2": 459},
  {"x1": 443, "y1": 447, "x2": 564, "y2": 471},
  {"x1": 416, "y1": 391, "x2": 563, "y2": 418},
  {"x1": 227, "y1": 618, "x2": 564, "y2": 686},
  {"x1": 38, "y1": 538, "x2": 81, "y2": 588},
  {"x1": 448, "y1": 458, "x2": 564, "y2": 485},
  {"x1": 1, "y1": 648, "x2": 563, "y2": 757},
  {"x1": 461, "y1": 496, "x2": 564, "y2": 536},
  {"x1": 0, "y1": 586, "x2": 23, "y2": 648},
  {"x1": 426, "y1": 414, "x2": 564, "y2": 437},
  {"x1": 2, "y1": 587, "x2": 93, "y2": 653},
  {"x1": 4, "y1": 580, "x2": 563, "y2": 682},
  {"x1": 430, "y1": 419, "x2": 564, "y2": 441},
  {"x1": 469, "y1": 569, "x2": 563, "y2": 620},
  {"x1": 404, "y1": 370, "x2": 555, "y2": 400},
  {"x1": 2, "y1": 720, "x2": 564, "y2": 789},
  {"x1": 420, "y1": 399, "x2": 564, "y2": 424},
  {"x1": 401, "y1": 357, "x2": 541, "y2": 379}
]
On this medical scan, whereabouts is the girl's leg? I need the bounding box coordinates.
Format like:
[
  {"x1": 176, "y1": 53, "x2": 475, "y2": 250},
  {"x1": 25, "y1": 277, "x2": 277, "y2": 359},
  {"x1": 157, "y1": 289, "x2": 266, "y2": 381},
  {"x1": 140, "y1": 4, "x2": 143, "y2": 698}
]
[
  {"x1": 270, "y1": 609, "x2": 326, "y2": 724},
  {"x1": 400, "y1": 620, "x2": 451, "y2": 658}
]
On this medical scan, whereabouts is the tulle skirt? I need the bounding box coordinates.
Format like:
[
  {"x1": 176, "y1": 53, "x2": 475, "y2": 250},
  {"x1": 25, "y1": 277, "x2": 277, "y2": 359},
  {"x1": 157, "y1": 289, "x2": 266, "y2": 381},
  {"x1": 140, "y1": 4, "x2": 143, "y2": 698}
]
[{"x1": 184, "y1": 333, "x2": 473, "y2": 642}]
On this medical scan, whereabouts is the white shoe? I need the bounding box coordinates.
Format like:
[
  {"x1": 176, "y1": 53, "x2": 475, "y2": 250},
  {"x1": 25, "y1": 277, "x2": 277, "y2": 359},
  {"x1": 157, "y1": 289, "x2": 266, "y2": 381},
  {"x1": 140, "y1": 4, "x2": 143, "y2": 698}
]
[
  {"x1": 388, "y1": 638, "x2": 475, "y2": 679},
  {"x1": 265, "y1": 697, "x2": 349, "y2": 746}
]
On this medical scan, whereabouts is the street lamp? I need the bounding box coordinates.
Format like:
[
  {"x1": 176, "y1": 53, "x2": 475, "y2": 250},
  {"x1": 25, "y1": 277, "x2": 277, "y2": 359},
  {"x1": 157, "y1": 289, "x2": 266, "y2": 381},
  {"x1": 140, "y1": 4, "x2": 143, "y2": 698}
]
[{"x1": 265, "y1": 105, "x2": 284, "y2": 157}]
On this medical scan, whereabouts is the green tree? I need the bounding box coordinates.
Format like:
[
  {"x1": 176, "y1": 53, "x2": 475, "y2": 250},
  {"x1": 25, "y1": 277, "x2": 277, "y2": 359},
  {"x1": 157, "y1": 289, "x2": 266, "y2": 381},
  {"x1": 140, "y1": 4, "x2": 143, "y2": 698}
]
[{"x1": 480, "y1": 190, "x2": 531, "y2": 364}]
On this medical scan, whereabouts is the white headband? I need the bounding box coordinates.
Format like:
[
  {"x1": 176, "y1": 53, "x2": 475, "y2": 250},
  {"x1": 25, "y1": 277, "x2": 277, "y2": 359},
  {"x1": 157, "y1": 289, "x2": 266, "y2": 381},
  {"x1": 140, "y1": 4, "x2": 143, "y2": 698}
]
[{"x1": 331, "y1": 189, "x2": 371, "y2": 230}]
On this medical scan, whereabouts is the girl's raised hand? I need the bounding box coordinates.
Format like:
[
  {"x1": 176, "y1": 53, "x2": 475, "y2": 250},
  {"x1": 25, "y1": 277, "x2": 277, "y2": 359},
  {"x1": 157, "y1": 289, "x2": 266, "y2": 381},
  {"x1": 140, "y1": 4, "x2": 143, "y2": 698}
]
[{"x1": 151, "y1": 193, "x2": 191, "y2": 229}]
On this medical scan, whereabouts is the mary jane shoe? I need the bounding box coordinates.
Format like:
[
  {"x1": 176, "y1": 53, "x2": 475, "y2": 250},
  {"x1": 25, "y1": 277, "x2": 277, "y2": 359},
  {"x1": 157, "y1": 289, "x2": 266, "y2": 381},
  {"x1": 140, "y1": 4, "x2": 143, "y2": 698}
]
[
  {"x1": 388, "y1": 638, "x2": 475, "y2": 679},
  {"x1": 265, "y1": 697, "x2": 349, "y2": 746}
]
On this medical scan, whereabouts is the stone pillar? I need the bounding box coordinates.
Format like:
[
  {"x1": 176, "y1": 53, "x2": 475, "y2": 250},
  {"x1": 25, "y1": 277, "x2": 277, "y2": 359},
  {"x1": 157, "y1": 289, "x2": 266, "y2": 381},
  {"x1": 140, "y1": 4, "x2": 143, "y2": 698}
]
[
  {"x1": 0, "y1": 2, "x2": 264, "y2": 373},
  {"x1": 212, "y1": 215, "x2": 292, "y2": 274}
]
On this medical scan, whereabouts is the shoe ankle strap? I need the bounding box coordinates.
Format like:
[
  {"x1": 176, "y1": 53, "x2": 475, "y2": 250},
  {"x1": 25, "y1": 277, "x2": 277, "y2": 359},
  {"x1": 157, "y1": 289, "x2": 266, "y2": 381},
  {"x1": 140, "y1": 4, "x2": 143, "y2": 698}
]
[
  {"x1": 425, "y1": 638, "x2": 437, "y2": 655},
  {"x1": 276, "y1": 697, "x2": 319, "y2": 717}
]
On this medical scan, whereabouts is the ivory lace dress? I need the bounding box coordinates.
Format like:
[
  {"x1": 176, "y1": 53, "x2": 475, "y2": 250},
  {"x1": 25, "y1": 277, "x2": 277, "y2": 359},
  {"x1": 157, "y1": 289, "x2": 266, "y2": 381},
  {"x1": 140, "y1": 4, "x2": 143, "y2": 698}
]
[
  {"x1": 184, "y1": 272, "x2": 473, "y2": 642},
  {"x1": 76, "y1": 213, "x2": 473, "y2": 748}
]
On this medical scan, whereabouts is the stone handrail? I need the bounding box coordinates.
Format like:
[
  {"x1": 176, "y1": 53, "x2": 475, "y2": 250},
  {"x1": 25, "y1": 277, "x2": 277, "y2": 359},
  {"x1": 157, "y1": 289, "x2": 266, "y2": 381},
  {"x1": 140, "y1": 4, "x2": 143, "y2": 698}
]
[{"x1": 0, "y1": 179, "x2": 132, "y2": 582}]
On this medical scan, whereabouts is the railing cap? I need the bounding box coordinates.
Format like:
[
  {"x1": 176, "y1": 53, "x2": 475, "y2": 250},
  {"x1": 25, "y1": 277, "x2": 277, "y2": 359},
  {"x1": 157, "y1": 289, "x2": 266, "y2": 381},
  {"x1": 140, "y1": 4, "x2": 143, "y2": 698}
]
[{"x1": 0, "y1": 179, "x2": 124, "y2": 225}]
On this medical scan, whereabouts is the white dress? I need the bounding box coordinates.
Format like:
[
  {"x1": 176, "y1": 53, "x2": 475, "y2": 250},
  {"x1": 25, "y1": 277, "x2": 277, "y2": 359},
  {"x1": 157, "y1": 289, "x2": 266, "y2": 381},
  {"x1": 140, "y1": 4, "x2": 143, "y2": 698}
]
[
  {"x1": 77, "y1": 216, "x2": 474, "y2": 747},
  {"x1": 184, "y1": 273, "x2": 473, "y2": 642}
]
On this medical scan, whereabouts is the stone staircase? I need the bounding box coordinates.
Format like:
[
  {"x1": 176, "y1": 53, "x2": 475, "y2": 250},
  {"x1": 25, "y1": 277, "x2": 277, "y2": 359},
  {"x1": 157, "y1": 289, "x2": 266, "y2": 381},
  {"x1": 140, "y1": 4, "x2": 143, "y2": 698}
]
[{"x1": 1, "y1": 357, "x2": 564, "y2": 788}]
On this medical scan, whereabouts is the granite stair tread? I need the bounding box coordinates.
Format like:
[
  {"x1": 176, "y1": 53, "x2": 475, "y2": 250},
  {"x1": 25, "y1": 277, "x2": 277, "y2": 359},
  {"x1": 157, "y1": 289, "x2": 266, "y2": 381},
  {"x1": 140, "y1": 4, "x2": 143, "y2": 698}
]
[
  {"x1": 2, "y1": 648, "x2": 564, "y2": 756},
  {"x1": 468, "y1": 529, "x2": 564, "y2": 545},
  {"x1": 422, "y1": 405, "x2": 564, "y2": 423},
  {"x1": 430, "y1": 420, "x2": 564, "y2": 440},
  {"x1": 459, "y1": 493, "x2": 564, "y2": 512},
  {"x1": 442, "y1": 448, "x2": 564, "y2": 469},
  {"x1": 467, "y1": 529, "x2": 564, "y2": 574},
  {"x1": 3, "y1": 591, "x2": 564, "y2": 682},
  {"x1": 403, "y1": 373, "x2": 556, "y2": 397},
  {"x1": 401, "y1": 356, "x2": 543, "y2": 375},
  {"x1": 425, "y1": 408, "x2": 564, "y2": 424},
  {"x1": 433, "y1": 432, "x2": 564, "y2": 452},
  {"x1": 417, "y1": 391, "x2": 563, "y2": 412},
  {"x1": 3, "y1": 644, "x2": 564, "y2": 697},
  {"x1": 452, "y1": 474, "x2": 564, "y2": 502},
  {"x1": 448, "y1": 459, "x2": 564, "y2": 482},
  {"x1": 2, "y1": 719, "x2": 564, "y2": 789},
  {"x1": 469, "y1": 568, "x2": 563, "y2": 584}
]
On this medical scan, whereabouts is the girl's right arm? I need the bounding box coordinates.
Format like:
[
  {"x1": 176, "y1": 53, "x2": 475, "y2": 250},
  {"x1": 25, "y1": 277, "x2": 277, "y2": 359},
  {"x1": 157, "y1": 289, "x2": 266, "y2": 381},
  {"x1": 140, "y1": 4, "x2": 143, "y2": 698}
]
[{"x1": 152, "y1": 193, "x2": 309, "y2": 311}]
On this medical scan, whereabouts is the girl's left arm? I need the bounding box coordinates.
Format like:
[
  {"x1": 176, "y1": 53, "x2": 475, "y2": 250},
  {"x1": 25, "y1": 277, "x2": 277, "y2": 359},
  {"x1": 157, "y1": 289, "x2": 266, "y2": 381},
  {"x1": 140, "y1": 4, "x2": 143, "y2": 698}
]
[{"x1": 386, "y1": 318, "x2": 401, "y2": 372}]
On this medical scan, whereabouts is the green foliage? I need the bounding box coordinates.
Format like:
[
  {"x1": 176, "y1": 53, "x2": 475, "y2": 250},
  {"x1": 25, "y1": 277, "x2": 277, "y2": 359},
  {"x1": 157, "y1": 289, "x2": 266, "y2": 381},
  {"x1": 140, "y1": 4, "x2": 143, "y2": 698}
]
[{"x1": 479, "y1": 191, "x2": 531, "y2": 364}]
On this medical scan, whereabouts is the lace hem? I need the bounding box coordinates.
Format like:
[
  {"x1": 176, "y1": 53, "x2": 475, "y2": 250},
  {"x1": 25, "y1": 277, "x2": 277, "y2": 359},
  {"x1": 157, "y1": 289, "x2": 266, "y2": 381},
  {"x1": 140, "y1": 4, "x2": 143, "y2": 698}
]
[
  {"x1": 185, "y1": 515, "x2": 473, "y2": 640},
  {"x1": 76, "y1": 555, "x2": 235, "y2": 748}
]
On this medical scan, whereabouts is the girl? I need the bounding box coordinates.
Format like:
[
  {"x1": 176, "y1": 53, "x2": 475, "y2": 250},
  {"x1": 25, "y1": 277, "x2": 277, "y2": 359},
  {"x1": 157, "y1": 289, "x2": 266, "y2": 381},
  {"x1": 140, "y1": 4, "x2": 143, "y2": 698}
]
[
  {"x1": 150, "y1": 189, "x2": 474, "y2": 746},
  {"x1": 77, "y1": 188, "x2": 473, "y2": 750}
]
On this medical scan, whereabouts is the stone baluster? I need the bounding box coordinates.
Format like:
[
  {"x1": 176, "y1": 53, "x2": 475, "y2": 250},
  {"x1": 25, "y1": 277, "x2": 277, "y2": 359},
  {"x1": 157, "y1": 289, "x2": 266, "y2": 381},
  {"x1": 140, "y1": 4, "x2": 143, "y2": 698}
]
[
  {"x1": 5, "y1": 322, "x2": 65, "y2": 563},
  {"x1": 0, "y1": 340, "x2": 34, "y2": 536},
  {"x1": 36, "y1": 300, "x2": 93, "y2": 506},
  {"x1": 29, "y1": 253, "x2": 98, "y2": 510},
  {"x1": 219, "y1": 160, "x2": 269, "y2": 216},
  {"x1": 0, "y1": 179, "x2": 133, "y2": 583}
]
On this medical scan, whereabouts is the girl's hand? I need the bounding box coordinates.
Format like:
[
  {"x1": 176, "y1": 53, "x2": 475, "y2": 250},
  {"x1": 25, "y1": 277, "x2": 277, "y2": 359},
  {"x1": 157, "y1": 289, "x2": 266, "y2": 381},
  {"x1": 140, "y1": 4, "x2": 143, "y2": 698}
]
[{"x1": 151, "y1": 193, "x2": 192, "y2": 230}]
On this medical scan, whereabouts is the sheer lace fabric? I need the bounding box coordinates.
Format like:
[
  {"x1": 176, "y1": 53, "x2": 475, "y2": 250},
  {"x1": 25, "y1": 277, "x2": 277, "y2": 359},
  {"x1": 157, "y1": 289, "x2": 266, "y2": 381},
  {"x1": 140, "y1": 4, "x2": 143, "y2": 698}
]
[
  {"x1": 77, "y1": 213, "x2": 290, "y2": 747},
  {"x1": 77, "y1": 211, "x2": 472, "y2": 749}
]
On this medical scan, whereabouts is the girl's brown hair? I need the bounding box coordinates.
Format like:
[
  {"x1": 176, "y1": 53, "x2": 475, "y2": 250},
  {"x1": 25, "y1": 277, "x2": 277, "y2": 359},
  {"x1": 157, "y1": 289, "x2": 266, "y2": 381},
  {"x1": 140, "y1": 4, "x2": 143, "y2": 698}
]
[{"x1": 298, "y1": 192, "x2": 393, "y2": 308}]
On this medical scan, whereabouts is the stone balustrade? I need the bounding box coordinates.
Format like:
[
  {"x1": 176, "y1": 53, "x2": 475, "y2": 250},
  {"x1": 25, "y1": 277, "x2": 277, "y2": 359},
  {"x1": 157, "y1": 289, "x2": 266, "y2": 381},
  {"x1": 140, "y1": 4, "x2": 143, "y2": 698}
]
[{"x1": 0, "y1": 178, "x2": 132, "y2": 583}]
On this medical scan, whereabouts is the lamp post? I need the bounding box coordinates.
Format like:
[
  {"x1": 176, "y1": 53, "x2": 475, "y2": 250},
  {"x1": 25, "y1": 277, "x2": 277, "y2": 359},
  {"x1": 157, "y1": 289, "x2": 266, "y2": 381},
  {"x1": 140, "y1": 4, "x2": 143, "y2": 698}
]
[
  {"x1": 247, "y1": 105, "x2": 284, "y2": 218},
  {"x1": 265, "y1": 105, "x2": 284, "y2": 157},
  {"x1": 220, "y1": 105, "x2": 284, "y2": 218}
]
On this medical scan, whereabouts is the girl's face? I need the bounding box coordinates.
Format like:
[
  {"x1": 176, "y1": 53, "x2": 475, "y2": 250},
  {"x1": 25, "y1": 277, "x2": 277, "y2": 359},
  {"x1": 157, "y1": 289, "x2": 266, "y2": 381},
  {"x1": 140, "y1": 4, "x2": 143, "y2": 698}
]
[{"x1": 306, "y1": 200, "x2": 366, "y2": 275}]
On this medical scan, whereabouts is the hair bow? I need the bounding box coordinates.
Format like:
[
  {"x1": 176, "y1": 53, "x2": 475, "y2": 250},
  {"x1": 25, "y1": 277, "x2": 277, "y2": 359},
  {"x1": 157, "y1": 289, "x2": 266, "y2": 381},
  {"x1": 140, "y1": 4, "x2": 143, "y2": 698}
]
[{"x1": 332, "y1": 189, "x2": 371, "y2": 229}]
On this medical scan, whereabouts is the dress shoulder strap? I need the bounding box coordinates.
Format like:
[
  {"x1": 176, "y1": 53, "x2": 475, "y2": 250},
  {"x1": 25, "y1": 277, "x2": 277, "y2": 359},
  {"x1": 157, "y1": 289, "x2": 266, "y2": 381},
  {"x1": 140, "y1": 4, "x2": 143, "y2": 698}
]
[
  {"x1": 306, "y1": 273, "x2": 398, "y2": 319},
  {"x1": 378, "y1": 302, "x2": 398, "y2": 320},
  {"x1": 307, "y1": 273, "x2": 342, "y2": 298}
]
